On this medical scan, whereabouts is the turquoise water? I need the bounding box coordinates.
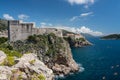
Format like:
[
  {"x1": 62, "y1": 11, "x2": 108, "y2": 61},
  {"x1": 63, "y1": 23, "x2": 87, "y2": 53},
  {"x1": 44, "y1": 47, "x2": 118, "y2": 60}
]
[{"x1": 58, "y1": 37, "x2": 120, "y2": 80}]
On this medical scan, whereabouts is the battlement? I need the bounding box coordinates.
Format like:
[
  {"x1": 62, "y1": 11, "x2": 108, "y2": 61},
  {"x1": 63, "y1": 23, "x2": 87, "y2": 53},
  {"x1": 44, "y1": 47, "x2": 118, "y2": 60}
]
[{"x1": 8, "y1": 20, "x2": 63, "y2": 42}]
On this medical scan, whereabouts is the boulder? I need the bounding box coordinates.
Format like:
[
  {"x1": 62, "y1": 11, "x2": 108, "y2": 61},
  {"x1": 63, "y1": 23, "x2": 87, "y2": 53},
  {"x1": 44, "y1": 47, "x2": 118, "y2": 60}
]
[{"x1": 14, "y1": 53, "x2": 54, "y2": 80}]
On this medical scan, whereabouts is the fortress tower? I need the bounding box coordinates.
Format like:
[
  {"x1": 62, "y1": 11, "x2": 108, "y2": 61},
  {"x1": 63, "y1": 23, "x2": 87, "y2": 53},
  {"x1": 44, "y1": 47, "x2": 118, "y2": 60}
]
[{"x1": 8, "y1": 20, "x2": 35, "y2": 41}]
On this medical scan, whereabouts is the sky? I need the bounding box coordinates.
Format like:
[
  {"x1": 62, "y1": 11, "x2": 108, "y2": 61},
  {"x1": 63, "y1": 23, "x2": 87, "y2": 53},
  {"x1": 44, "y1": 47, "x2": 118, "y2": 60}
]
[{"x1": 0, "y1": 0, "x2": 120, "y2": 36}]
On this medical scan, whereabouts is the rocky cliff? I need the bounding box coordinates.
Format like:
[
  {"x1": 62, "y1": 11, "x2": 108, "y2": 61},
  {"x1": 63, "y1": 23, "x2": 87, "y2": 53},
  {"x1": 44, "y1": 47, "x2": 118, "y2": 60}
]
[
  {"x1": 0, "y1": 51, "x2": 54, "y2": 80},
  {"x1": 11, "y1": 33, "x2": 79, "y2": 77},
  {"x1": 0, "y1": 33, "x2": 80, "y2": 79},
  {"x1": 0, "y1": 31, "x2": 90, "y2": 80},
  {"x1": 63, "y1": 30, "x2": 91, "y2": 47}
]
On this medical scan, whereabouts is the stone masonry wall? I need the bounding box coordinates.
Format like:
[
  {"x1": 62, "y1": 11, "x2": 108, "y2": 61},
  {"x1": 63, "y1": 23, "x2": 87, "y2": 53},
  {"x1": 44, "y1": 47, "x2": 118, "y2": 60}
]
[{"x1": 8, "y1": 20, "x2": 63, "y2": 42}]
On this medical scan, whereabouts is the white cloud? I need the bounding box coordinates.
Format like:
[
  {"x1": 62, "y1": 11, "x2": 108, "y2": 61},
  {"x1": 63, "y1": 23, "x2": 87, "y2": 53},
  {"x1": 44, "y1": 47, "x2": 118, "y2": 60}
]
[
  {"x1": 79, "y1": 26, "x2": 103, "y2": 36},
  {"x1": 80, "y1": 12, "x2": 93, "y2": 17},
  {"x1": 48, "y1": 23, "x2": 53, "y2": 26},
  {"x1": 40, "y1": 24, "x2": 103, "y2": 36},
  {"x1": 3, "y1": 14, "x2": 14, "y2": 20},
  {"x1": 40, "y1": 22, "x2": 53, "y2": 27},
  {"x1": 70, "y1": 12, "x2": 93, "y2": 21},
  {"x1": 67, "y1": 0, "x2": 95, "y2": 5},
  {"x1": 40, "y1": 22, "x2": 46, "y2": 26},
  {"x1": 18, "y1": 14, "x2": 29, "y2": 20},
  {"x1": 70, "y1": 16, "x2": 78, "y2": 21}
]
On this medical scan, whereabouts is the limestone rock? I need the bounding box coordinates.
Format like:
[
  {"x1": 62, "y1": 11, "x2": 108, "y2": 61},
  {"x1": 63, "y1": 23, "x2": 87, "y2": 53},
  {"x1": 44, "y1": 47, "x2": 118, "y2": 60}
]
[
  {"x1": 0, "y1": 66, "x2": 12, "y2": 80},
  {"x1": 0, "y1": 52, "x2": 54, "y2": 80},
  {"x1": 14, "y1": 53, "x2": 54, "y2": 80},
  {"x1": 0, "y1": 50, "x2": 7, "y2": 64}
]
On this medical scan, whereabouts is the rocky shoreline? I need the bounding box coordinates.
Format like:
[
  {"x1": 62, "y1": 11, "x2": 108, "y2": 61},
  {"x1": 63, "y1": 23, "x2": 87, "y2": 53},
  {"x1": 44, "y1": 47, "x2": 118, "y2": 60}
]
[
  {"x1": 0, "y1": 47, "x2": 80, "y2": 80},
  {"x1": 74, "y1": 39, "x2": 92, "y2": 47}
]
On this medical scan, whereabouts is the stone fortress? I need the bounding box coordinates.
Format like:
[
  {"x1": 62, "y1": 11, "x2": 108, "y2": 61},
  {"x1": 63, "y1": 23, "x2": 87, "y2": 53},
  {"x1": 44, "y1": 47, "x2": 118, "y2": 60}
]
[
  {"x1": 8, "y1": 20, "x2": 85, "y2": 42},
  {"x1": 8, "y1": 20, "x2": 63, "y2": 41}
]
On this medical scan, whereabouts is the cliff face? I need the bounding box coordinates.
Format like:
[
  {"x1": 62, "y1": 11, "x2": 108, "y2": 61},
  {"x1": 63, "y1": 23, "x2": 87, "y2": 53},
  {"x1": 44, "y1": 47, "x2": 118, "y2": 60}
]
[
  {"x1": 51, "y1": 39, "x2": 79, "y2": 76},
  {"x1": 74, "y1": 39, "x2": 91, "y2": 47},
  {"x1": 65, "y1": 37, "x2": 91, "y2": 47},
  {"x1": 63, "y1": 30, "x2": 91, "y2": 47},
  {"x1": 11, "y1": 33, "x2": 79, "y2": 77}
]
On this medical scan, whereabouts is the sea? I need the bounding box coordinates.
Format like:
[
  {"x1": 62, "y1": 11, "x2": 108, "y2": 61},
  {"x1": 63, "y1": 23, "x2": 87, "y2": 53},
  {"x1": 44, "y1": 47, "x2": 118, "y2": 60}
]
[{"x1": 58, "y1": 37, "x2": 120, "y2": 80}]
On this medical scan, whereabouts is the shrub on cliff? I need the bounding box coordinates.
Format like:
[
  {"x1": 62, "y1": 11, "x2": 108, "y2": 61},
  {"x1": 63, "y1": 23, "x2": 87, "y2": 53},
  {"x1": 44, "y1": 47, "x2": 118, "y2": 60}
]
[
  {"x1": 0, "y1": 37, "x2": 13, "y2": 50},
  {"x1": 31, "y1": 73, "x2": 46, "y2": 80},
  {"x1": 75, "y1": 38, "x2": 85, "y2": 42},
  {"x1": 0, "y1": 48, "x2": 22, "y2": 58},
  {"x1": 38, "y1": 74, "x2": 46, "y2": 80},
  {"x1": 27, "y1": 35, "x2": 38, "y2": 43},
  {"x1": 0, "y1": 43, "x2": 13, "y2": 50},
  {"x1": 64, "y1": 36, "x2": 75, "y2": 47},
  {"x1": 0, "y1": 37, "x2": 8, "y2": 44},
  {"x1": 2, "y1": 56, "x2": 15, "y2": 66}
]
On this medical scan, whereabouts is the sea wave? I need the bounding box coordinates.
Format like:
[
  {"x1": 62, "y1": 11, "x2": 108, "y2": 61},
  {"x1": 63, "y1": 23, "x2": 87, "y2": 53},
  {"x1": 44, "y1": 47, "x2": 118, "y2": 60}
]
[
  {"x1": 78, "y1": 63, "x2": 85, "y2": 72},
  {"x1": 55, "y1": 75, "x2": 65, "y2": 80}
]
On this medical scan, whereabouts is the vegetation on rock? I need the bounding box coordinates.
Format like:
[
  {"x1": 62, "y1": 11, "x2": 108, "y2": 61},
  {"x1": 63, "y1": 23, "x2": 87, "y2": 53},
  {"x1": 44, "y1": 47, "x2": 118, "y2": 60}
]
[
  {"x1": 64, "y1": 36, "x2": 87, "y2": 47},
  {"x1": 31, "y1": 73, "x2": 46, "y2": 80},
  {"x1": 12, "y1": 33, "x2": 65, "y2": 58},
  {"x1": 1, "y1": 56, "x2": 15, "y2": 66},
  {"x1": 29, "y1": 59, "x2": 36, "y2": 65},
  {"x1": 38, "y1": 74, "x2": 46, "y2": 80},
  {"x1": 0, "y1": 37, "x2": 8, "y2": 44},
  {"x1": 0, "y1": 48, "x2": 22, "y2": 58}
]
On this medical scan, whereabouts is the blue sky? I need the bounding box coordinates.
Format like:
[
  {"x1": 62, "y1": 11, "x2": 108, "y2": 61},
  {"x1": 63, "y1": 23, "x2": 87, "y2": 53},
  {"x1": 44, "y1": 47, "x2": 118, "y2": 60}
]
[{"x1": 0, "y1": 0, "x2": 120, "y2": 36}]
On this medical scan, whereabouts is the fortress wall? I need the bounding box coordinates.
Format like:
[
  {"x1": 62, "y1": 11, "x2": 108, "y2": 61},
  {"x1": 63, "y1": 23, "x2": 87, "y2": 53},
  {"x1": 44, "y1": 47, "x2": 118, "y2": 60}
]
[
  {"x1": 8, "y1": 20, "x2": 21, "y2": 41},
  {"x1": 20, "y1": 23, "x2": 33, "y2": 40},
  {"x1": 33, "y1": 28, "x2": 47, "y2": 35},
  {"x1": 40, "y1": 28, "x2": 63, "y2": 37},
  {"x1": 8, "y1": 20, "x2": 63, "y2": 42},
  {"x1": 32, "y1": 28, "x2": 63, "y2": 37}
]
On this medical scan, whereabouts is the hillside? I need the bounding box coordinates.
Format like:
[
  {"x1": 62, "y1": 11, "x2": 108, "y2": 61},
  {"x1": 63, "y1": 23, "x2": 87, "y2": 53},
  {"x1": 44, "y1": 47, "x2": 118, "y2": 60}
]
[{"x1": 101, "y1": 34, "x2": 120, "y2": 40}]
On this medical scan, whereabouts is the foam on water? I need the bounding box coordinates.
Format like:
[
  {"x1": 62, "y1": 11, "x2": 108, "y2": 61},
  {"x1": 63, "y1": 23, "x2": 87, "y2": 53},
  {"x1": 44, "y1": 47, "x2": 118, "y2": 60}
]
[{"x1": 78, "y1": 63, "x2": 85, "y2": 72}]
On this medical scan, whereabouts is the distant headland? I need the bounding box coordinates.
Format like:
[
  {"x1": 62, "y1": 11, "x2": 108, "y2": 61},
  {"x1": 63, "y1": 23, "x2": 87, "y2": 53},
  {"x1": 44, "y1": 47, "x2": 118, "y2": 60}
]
[{"x1": 101, "y1": 34, "x2": 120, "y2": 40}]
